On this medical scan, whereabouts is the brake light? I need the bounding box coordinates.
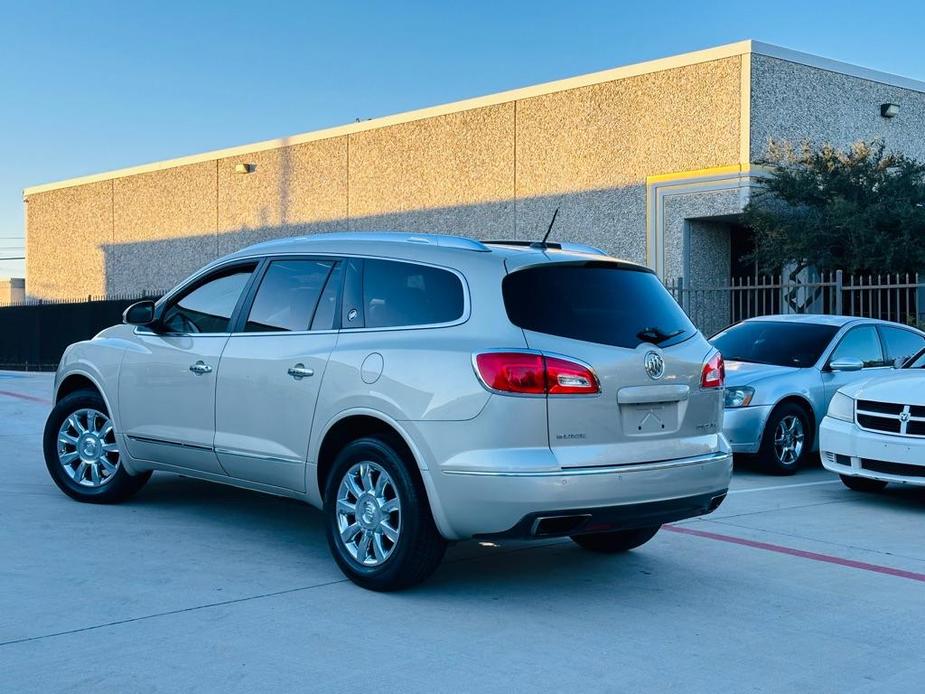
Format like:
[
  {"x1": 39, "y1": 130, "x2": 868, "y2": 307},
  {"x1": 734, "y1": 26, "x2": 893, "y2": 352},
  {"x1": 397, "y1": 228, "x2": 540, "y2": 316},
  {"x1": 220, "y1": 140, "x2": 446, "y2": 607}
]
[
  {"x1": 701, "y1": 352, "x2": 725, "y2": 389},
  {"x1": 474, "y1": 352, "x2": 600, "y2": 395}
]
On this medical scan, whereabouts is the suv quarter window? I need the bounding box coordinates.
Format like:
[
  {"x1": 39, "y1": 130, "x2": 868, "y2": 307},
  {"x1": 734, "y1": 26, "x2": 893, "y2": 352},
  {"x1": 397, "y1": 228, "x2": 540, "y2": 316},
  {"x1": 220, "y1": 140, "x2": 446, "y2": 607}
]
[
  {"x1": 159, "y1": 263, "x2": 257, "y2": 334},
  {"x1": 828, "y1": 325, "x2": 885, "y2": 368},
  {"x1": 342, "y1": 258, "x2": 465, "y2": 330}
]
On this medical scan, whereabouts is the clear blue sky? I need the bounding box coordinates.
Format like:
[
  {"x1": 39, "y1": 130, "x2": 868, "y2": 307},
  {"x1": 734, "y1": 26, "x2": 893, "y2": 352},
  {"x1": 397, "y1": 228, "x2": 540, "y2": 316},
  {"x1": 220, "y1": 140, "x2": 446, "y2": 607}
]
[{"x1": 3, "y1": 0, "x2": 925, "y2": 278}]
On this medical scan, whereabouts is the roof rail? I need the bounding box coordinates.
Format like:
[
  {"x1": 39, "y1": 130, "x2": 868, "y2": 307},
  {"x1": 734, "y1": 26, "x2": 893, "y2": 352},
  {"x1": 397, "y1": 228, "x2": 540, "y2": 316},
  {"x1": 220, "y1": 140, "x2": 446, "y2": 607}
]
[
  {"x1": 245, "y1": 231, "x2": 491, "y2": 253},
  {"x1": 481, "y1": 240, "x2": 608, "y2": 256}
]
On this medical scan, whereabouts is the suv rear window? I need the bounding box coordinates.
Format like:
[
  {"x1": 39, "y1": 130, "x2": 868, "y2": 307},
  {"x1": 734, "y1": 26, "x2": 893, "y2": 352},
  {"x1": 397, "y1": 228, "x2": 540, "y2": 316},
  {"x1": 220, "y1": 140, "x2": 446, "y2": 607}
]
[{"x1": 502, "y1": 263, "x2": 694, "y2": 349}]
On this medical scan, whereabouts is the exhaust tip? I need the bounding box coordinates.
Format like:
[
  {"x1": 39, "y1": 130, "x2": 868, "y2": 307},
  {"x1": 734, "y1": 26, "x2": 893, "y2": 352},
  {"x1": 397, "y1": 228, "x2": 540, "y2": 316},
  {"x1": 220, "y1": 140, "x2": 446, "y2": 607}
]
[
  {"x1": 531, "y1": 514, "x2": 592, "y2": 537},
  {"x1": 708, "y1": 493, "x2": 727, "y2": 512}
]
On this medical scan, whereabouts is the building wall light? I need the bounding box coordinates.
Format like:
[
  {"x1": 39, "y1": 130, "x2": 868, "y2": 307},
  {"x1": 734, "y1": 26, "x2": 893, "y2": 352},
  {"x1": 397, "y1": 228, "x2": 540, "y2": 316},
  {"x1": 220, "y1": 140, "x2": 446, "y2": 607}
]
[
  {"x1": 880, "y1": 103, "x2": 900, "y2": 118},
  {"x1": 234, "y1": 163, "x2": 254, "y2": 174}
]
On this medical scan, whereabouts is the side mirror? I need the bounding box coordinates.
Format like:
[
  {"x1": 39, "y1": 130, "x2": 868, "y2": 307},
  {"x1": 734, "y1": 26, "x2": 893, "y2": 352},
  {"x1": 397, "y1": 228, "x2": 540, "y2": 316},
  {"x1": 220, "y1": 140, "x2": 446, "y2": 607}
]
[
  {"x1": 829, "y1": 357, "x2": 864, "y2": 372},
  {"x1": 123, "y1": 300, "x2": 156, "y2": 326}
]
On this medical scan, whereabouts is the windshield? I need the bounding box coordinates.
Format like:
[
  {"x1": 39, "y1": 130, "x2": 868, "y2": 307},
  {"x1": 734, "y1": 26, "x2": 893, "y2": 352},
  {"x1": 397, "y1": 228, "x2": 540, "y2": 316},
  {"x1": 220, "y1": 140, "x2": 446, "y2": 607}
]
[
  {"x1": 711, "y1": 321, "x2": 839, "y2": 368},
  {"x1": 502, "y1": 262, "x2": 695, "y2": 349}
]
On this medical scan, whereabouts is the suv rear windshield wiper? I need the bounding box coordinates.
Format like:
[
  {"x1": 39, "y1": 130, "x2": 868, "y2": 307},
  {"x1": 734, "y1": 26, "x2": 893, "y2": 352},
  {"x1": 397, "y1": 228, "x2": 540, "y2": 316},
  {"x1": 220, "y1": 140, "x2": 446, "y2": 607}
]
[{"x1": 636, "y1": 326, "x2": 686, "y2": 344}]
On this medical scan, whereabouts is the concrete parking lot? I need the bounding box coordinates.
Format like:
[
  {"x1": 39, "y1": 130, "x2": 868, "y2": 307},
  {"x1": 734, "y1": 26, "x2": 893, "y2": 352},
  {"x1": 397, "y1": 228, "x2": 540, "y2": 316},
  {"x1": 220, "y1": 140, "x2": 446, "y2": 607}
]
[{"x1": 1, "y1": 370, "x2": 923, "y2": 693}]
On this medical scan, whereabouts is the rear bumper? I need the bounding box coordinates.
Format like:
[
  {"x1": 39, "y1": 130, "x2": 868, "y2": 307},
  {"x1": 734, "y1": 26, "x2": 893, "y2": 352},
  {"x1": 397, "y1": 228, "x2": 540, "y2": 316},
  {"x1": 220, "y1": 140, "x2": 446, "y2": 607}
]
[
  {"x1": 722, "y1": 405, "x2": 772, "y2": 454},
  {"x1": 423, "y1": 449, "x2": 733, "y2": 540},
  {"x1": 820, "y1": 416, "x2": 925, "y2": 486}
]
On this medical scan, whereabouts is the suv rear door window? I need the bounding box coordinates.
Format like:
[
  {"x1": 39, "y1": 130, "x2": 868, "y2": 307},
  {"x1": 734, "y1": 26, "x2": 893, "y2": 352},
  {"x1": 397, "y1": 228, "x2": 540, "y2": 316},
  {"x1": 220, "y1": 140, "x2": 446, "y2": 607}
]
[
  {"x1": 502, "y1": 263, "x2": 694, "y2": 349},
  {"x1": 362, "y1": 259, "x2": 464, "y2": 329},
  {"x1": 245, "y1": 260, "x2": 334, "y2": 333}
]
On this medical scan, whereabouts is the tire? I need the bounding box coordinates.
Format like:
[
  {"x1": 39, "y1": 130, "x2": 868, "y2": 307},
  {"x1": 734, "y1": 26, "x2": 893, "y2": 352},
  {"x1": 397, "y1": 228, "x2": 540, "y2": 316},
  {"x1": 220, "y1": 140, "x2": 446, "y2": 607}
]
[
  {"x1": 839, "y1": 474, "x2": 888, "y2": 493},
  {"x1": 757, "y1": 403, "x2": 812, "y2": 475},
  {"x1": 43, "y1": 389, "x2": 152, "y2": 504},
  {"x1": 570, "y1": 525, "x2": 661, "y2": 553},
  {"x1": 324, "y1": 436, "x2": 447, "y2": 591}
]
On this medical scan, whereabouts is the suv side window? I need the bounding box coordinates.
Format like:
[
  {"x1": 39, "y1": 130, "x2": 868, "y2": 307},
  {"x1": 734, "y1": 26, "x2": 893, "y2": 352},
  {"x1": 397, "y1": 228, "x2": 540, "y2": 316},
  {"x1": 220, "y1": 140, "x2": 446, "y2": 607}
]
[
  {"x1": 360, "y1": 259, "x2": 464, "y2": 329},
  {"x1": 245, "y1": 260, "x2": 335, "y2": 333},
  {"x1": 160, "y1": 264, "x2": 255, "y2": 334},
  {"x1": 829, "y1": 326, "x2": 885, "y2": 368},
  {"x1": 879, "y1": 326, "x2": 925, "y2": 366}
]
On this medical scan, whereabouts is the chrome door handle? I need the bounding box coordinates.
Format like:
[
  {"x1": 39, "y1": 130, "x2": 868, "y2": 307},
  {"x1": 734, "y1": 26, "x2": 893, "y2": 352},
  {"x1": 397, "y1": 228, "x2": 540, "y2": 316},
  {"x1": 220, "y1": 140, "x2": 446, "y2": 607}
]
[
  {"x1": 288, "y1": 363, "x2": 314, "y2": 380},
  {"x1": 189, "y1": 361, "x2": 213, "y2": 375}
]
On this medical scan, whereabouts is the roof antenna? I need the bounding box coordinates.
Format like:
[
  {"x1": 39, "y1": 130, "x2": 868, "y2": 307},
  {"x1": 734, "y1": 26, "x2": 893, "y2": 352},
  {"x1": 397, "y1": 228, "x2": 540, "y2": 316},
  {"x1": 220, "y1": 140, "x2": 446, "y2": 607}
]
[{"x1": 531, "y1": 207, "x2": 559, "y2": 249}]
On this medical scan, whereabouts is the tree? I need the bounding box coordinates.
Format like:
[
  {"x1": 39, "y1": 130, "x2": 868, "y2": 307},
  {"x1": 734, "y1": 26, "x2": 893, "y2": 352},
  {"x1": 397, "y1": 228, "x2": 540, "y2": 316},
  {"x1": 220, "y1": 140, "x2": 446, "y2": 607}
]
[{"x1": 743, "y1": 141, "x2": 925, "y2": 275}]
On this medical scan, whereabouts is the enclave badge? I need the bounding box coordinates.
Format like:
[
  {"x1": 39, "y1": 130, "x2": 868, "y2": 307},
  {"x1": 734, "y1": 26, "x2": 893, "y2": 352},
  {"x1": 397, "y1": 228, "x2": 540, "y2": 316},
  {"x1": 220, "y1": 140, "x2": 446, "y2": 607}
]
[{"x1": 644, "y1": 351, "x2": 665, "y2": 380}]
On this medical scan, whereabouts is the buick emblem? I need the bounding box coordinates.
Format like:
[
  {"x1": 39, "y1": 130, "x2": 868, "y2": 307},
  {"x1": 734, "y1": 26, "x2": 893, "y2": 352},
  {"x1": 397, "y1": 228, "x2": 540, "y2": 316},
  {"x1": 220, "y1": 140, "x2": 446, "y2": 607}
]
[{"x1": 644, "y1": 351, "x2": 665, "y2": 380}]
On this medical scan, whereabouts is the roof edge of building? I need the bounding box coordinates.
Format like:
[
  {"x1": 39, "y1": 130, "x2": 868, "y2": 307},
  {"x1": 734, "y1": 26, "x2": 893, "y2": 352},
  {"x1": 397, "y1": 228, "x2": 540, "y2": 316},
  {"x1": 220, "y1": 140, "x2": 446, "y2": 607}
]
[{"x1": 23, "y1": 39, "x2": 925, "y2": 197}]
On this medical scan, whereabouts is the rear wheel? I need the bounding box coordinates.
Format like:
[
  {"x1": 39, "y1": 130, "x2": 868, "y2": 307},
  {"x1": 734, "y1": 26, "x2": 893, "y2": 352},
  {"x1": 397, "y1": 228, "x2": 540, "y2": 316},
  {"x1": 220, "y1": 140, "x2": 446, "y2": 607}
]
[
  {"x1": 839, "y1": 474, "x2": 888, "y2": 493},
  {"x1": 758, "y1": 403, "x2": 811, "y2": 475},
  {"x1": 570, "y1": 526, "x2": 661, "y2": 553},
  {"x1": 324, "y1": 436, "x2": 446, "y2": 591},
  {"x1": 43, "y1": 389, "x2": 151, "y2": 503}
]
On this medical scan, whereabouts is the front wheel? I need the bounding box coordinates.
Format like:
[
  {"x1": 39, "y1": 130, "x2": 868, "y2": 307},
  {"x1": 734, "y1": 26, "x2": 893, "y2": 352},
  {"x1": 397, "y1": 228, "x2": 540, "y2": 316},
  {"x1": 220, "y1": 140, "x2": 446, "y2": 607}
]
[
  {"x1": 758, "y1": 403, "x2": 811, "y2": 475},
  {"x1": 840, "y1": 474, "x2": 888, "y2": 493},
  {"x1": 324, "y1": 437, "x2": 446, "y2": 591},
  {"x1": 570, "y1": 526, "x2": 661, "y2": 553},
  {"x1": 43, "y1": 389, "x2": 151, "y2": 503}
]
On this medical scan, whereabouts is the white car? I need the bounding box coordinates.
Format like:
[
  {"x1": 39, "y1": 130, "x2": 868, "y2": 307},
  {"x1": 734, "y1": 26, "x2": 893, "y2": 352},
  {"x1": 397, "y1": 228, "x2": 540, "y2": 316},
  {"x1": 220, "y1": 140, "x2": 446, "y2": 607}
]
[{"x1": 820, "y1": 347, "x2": 925, "y2": 491}]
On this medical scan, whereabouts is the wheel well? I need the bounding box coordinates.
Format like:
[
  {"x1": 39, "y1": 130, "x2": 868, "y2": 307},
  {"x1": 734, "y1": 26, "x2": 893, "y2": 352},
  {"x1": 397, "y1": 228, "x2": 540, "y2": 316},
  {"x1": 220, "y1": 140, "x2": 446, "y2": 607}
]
[
  {"x1": 773, "y1": 396, "x2": 816, "y2": 447},
  {"x1": 316, "y1": 415, "x2": 420, "y2": 501},
  {"x1": 56, "y1": 374, "x2": 100, "y2": 402}
]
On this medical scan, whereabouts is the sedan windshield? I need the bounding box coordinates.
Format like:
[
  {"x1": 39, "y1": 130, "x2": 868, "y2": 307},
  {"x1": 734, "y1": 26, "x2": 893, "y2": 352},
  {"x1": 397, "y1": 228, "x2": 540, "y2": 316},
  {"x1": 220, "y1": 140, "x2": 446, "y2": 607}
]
[{"x1": 711, "y1": 321, "x2": 839, "y2": 368}]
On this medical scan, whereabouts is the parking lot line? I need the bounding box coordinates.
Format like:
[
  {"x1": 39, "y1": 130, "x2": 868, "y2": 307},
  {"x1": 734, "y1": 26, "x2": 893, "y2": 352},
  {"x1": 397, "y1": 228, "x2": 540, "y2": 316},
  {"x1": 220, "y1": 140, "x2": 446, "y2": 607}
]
[
  {"x1": 729, "y1": 480, "x2": 842, "y2": 494},
  {"x1": 0, "y1": 389, "x2": 51, "y2": 405},
  {"x1": 664, "y1": 524, "x2": 925, "y2": 583}
]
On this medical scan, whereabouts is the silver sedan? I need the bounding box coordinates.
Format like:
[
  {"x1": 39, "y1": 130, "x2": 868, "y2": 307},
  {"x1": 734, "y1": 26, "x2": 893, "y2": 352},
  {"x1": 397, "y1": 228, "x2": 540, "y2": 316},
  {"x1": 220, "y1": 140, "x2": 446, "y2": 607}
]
[{"x1": 710, "y1": 315, "x2": 925, "y2": 474}]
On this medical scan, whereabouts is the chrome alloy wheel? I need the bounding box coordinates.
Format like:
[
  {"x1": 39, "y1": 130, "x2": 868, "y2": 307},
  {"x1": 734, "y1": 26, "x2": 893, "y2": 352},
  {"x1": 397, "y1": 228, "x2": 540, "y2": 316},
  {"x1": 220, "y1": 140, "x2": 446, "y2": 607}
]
[
  {"x1": 773, "y1": 415, "x2": 805, "y2": 465},
  {"x1": 335, "y1": 462, "x2": 401, "y2": 567},
  {"x1": 57, "y1": 408, "x2": 120, "y2": 487}
]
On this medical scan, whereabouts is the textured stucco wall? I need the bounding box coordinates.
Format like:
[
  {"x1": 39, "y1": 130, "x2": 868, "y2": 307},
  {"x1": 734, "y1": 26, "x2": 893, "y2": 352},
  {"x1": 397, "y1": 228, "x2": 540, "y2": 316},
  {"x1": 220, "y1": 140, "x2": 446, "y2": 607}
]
[
  {"x1": 24, "y1": 57, "x2": 742, "y2": 299},
  {"x1": 750, "y1": 55, "x2": 925, "y2": 161},
  {"x1": 26, "y1": 181, "x2": 112, "y2": 300}
]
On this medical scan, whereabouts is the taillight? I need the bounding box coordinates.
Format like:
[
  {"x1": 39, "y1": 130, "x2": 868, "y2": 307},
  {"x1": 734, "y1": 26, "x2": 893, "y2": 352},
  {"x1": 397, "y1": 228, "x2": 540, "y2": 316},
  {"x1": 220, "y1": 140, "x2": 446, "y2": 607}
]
[
  {"x1": 701, "y1": 352, "x2": 725, "y2": 389},
  {"x1": 474, "y1": 352, "x2": 600, "y2": 395}
]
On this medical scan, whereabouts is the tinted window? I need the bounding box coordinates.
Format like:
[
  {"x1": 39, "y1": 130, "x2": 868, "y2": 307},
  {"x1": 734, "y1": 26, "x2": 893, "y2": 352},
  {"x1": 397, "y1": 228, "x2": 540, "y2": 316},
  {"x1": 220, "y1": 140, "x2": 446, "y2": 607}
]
[
  {"x1": 905, "y1": 348, "x2": 925, "y2": 369},
  {"x1": 245, "y1": 260, "x2": 334, "y2": 333},
  {"x1": 161, "y1": 266, "x2": 254, "y2": 334},
  {"x1": 503, "y1": 263, "x2": 694, "y2": 349},
  {"x1": 711, "y1": 321, "x2": 838, "y2": 368},
  {"x1": 880, "y1": 326, "x2": 925, "y2": 365},
  {"x1": 362, "y1": 259, "x2": 464, "y2": 329},
  {"x1": 829, "y1": 326, "x2": 885, "y2": 367}
]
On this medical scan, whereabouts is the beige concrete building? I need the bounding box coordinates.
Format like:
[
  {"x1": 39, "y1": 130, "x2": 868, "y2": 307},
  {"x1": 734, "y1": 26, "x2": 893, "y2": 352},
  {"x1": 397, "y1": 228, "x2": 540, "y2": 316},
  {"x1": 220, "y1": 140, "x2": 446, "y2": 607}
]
[
  {"x1": 0, "y1": 277, "x2": 25, "y2": 306},
  {"x1": 22, "y1": 40, "x2": 925, "y2": 302}
]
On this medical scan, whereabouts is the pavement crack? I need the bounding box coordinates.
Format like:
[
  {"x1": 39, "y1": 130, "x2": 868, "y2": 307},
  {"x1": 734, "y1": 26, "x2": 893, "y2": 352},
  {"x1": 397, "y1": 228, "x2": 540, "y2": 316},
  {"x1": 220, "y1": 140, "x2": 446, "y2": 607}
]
[{"x1": 0, "y1": 578, "x2": 349, "y2": 648}]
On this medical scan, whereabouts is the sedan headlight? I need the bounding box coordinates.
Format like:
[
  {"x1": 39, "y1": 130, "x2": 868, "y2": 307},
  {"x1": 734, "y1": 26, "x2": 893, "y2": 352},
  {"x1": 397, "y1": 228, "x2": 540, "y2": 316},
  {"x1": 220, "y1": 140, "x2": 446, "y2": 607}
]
[
  {"x1": 827, "y1": 391, "x2": 855, "y2": 422},
  {"x1": 724, "y1": 386, "x2": 755, "y2": 408}
]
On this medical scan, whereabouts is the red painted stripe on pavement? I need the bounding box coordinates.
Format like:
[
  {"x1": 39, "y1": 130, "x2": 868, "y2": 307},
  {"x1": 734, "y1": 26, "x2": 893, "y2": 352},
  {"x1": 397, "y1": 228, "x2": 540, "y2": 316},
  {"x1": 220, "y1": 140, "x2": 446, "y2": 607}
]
[
  {"x1": 0, "y1": 389, "x2": 52, "y2": 405},
  {"x1": 664, "y1": 524, "x2": 925, "y2": 583}
]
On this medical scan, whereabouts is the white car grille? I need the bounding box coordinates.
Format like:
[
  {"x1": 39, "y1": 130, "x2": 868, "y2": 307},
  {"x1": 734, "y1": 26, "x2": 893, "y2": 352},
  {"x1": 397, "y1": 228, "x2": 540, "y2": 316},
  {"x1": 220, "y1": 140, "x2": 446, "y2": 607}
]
[{"x1": 856, "y1": 399, "x2": 925, "y2": 437}]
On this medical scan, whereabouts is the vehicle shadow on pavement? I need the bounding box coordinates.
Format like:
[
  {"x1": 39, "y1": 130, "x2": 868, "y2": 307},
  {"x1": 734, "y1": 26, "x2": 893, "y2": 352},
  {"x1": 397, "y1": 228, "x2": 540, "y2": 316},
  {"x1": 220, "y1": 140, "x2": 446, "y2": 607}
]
[{"x1": 123, "y1": 472, "x2": 690, "y2": 592}]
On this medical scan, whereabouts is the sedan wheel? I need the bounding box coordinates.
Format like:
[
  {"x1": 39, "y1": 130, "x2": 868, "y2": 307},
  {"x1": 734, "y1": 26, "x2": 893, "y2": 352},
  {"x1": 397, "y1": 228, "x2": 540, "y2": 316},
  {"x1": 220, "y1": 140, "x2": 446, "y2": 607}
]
[
  {"x1": 773, "y1": 415, "x2": 805, "y2": 467},
  {"x1": 758, "y1": 403, "x2": 811, "y2": 475}
]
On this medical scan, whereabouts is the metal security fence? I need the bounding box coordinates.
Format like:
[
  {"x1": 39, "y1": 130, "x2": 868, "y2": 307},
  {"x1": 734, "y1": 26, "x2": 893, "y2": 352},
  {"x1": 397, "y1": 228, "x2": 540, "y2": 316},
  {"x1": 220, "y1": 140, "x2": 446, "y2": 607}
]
[
  {"x1": 0, "y1": 292, "x2": 163, "y2": 370},
  {"x1": 667, "y1": 272, "x2": 925, "y2": 337}
]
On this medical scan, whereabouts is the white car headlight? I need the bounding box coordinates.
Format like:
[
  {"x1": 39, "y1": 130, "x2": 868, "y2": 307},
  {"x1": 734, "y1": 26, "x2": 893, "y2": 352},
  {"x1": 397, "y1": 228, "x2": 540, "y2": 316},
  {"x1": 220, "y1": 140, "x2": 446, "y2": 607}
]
[
  {"x1": 827, "y1": 391, "x2": 855, "y2": 422},
  {"x1": 724, "y1": 386, "x2": 755, "y2": 408}
]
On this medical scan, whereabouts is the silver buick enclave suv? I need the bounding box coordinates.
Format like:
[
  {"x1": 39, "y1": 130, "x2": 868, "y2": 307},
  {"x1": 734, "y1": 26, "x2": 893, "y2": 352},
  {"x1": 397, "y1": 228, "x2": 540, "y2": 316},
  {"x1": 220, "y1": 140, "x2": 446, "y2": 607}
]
[{"x1": 44, "y1": 232, "x2": 731, "y2": 590}]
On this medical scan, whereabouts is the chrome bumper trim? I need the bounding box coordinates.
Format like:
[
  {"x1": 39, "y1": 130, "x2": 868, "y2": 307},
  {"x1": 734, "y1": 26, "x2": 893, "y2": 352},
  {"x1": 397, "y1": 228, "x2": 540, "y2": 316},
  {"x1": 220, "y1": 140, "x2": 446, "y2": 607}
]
[{"x1": 442, "y1": 451, "x2": 730, "y2": 477}]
